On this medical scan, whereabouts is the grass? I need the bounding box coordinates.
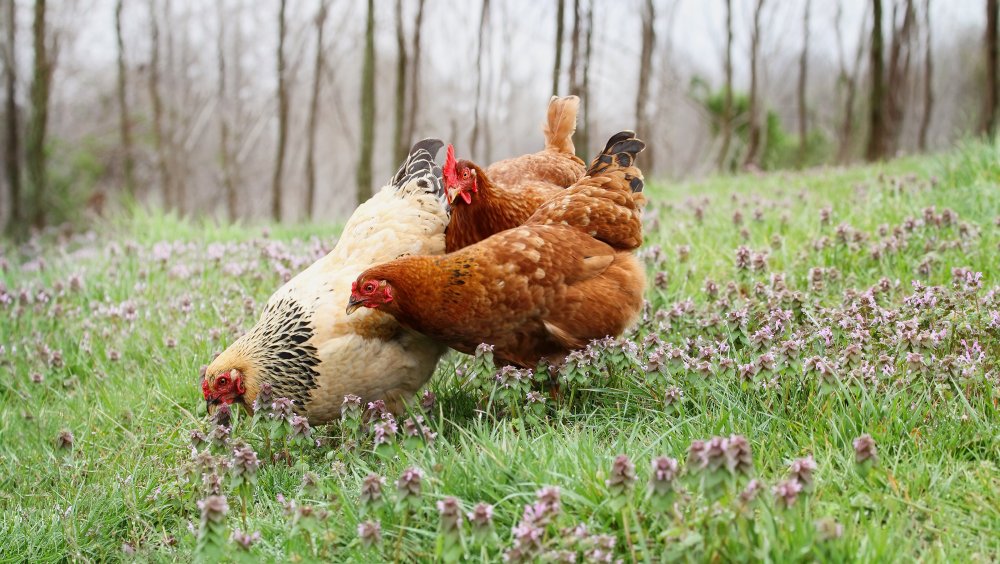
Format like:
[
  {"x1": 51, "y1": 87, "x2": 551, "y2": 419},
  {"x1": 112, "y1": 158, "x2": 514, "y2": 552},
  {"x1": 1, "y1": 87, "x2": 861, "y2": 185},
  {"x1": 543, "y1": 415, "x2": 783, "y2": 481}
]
[{"x1": 1, "y1": 142, "x2": 999, "y2": 562}]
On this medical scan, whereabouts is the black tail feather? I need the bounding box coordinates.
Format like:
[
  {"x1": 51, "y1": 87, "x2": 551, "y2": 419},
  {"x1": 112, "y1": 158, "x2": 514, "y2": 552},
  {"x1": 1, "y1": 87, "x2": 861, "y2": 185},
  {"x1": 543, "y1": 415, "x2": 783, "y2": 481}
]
[
  {"x1": 586, "y1": 131, "x2": 646, "y2": 193},
  {"x1": 390, "y1": 138, "x2": 445, "y2": 198}
]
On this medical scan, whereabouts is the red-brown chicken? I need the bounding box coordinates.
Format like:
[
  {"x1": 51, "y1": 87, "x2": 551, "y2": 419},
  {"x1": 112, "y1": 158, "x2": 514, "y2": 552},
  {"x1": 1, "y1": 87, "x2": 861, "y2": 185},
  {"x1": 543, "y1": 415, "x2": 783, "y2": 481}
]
[
  {"x1": 347, "y1": 132, "x2": 646, "y2": 367},
  {"x1": 443, "y1": 95, "x2": 586, "y2": 252}
]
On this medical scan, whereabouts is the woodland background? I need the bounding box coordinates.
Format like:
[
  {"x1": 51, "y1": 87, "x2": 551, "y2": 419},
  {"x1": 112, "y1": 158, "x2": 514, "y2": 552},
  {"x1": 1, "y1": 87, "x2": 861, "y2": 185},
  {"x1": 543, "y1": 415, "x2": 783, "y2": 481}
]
[{"x1": 0, "y1": 0, "x2": 996, "y2": 235}]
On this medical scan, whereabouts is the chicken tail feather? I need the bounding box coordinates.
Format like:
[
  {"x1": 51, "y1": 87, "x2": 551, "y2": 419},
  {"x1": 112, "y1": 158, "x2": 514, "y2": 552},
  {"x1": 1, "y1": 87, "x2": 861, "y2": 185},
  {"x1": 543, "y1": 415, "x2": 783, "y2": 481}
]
[
  {"x1": 390, "y1": 138, "x2": 445, "y2": 201},
  {"x1": 586, "y1": 131, "x2": 646, "y2": 193},
  {"x1": 542, "y1": 95, "x2": 580, "y2": 156}
]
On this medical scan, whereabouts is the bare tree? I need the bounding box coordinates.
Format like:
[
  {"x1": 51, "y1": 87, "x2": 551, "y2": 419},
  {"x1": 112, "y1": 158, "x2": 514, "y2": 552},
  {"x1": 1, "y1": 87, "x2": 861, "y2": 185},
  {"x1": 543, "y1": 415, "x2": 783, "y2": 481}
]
[
  {"x1": 918, "y1": 0, "x2": 933, "y2": 150},
  {"x1": 305, "y1": 0, "x2": 330, "y2": 220},
  {"x1": 568, "y1": 0, "x2": 581, "y2": 98},
  {"x1": 114, "y1": 0, "x2": 135, "y2": 197},
  {"x1": 743, "y1": 0, "x2": 766, "y2": 169},
  {"x1": 552, "y1": 0, "x2": 565, "y2": 95},
  {"x1": 2, "y1": 0, "x2": 21, "y2": 233},
  {"x1": 147, "y1": 0, "x2": 173, "y2": 209},
  {"x1": 470, "y1": 0, "x2": 490, "y2": 157},
  {"x1": 403, "y1": 0, "x2": 426, "y2": 151},
  {"x1": 717, "y1": 0, "x2": 734, "y2": 171},
  {"x1": 216, "y1": 0, "x2": 237, "y2": 220},
  {"x1": 636, "y1": 0, "x2": 655, "y2": 170},
  {"x1": 835, "y1": 1, "x2": 868, "y2": 163},
  {"x1": 393, "y1": 0, "x2": 408, "y2": 165},
  {"x1": 797, "y1": 0, "x2": 811, "y2": 167},
  {"x1": 356, "y1": 0, "x2": 376, "y2": 204},
  {"x1": 27, "y1": 0, "x2": 51, "y2": 228},
  {"x1": 575, "y1": 0, "x2": 595, "y2": 160},
  {"x1": 865, "y1": 0, "x2": 886, "y2": 161},
  {"x1": 984, "y1": 0, "x2": 999, "y2": 135},
  {"x1": 271, "y1": 0, "x2": 289, "y2": 220},
  {"x1": 885, "y1": 0, "x2": 916, "y2": 154}
]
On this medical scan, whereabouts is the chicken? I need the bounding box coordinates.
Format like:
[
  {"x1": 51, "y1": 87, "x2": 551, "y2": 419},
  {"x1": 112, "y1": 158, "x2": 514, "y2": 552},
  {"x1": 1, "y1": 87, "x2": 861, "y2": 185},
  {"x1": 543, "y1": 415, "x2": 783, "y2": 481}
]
[
  {"x1": 202, "y1": 140, "x2": 450, "y2": 423},
  {"x1": 444, "y1": 95, "x2": 586, "y2": 252},
  {"x1": 347, "y1": 132, "x2": 647, "y2": 368}
]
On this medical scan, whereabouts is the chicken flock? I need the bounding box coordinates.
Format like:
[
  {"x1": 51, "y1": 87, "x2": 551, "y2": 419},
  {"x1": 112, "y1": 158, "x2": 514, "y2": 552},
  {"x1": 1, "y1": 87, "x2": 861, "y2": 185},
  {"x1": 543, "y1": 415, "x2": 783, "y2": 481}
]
[{"x1": 203, "y1": 96, "x2": 648, "y2": 424}]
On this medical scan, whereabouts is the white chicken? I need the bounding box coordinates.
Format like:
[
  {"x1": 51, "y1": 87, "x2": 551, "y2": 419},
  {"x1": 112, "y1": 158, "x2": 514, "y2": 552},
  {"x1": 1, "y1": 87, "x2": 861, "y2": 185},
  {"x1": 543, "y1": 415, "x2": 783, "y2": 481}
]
[{"x1": 202, "y1": 140, "x2": 449, "y2": 423}]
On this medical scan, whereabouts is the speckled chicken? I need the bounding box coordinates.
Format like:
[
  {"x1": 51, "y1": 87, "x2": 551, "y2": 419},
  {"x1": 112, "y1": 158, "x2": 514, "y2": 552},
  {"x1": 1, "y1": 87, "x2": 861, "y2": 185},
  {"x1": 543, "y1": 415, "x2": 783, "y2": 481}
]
[
  {"x1": 348, "y1": 132, "x2": 647, "y2": 368},
  {"x1": 202, "y1": 140, "x2": 450, "y2": 423}
]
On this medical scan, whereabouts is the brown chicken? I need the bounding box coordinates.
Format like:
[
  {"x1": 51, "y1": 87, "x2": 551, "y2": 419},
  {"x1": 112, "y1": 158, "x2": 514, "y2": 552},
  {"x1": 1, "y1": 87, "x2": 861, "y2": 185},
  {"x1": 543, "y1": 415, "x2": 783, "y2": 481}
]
[
  {"x1": 347, "y1": 132, "x2": 647, "y2": 367},
  {"x1": 443, "y1": 95, "x2": 586, "y2": 252}
]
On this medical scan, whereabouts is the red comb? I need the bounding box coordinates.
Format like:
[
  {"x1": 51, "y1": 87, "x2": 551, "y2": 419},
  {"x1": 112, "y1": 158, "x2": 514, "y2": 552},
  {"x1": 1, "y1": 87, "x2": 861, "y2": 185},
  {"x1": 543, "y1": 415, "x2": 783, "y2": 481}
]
[{"x1": 442, "y1": 144, "x2": 459, "y2": 187}]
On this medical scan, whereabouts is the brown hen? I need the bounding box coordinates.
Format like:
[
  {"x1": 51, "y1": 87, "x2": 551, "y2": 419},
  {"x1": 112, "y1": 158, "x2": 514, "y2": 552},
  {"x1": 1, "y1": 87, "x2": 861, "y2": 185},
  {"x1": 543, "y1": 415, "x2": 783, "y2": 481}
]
[
  {"x1": 348, "y1": 132, "x2": 647, "y2": 368},
  {"x1": 443, "y1": 95, "x2": 586, "y2": 252}
]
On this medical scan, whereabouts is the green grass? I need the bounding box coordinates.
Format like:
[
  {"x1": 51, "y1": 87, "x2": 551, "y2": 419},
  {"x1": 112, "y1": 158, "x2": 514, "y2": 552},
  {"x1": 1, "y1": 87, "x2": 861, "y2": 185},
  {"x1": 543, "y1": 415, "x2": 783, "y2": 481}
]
[{"x1": 2, "y1": 143, "x2": 999, "y2": 562}]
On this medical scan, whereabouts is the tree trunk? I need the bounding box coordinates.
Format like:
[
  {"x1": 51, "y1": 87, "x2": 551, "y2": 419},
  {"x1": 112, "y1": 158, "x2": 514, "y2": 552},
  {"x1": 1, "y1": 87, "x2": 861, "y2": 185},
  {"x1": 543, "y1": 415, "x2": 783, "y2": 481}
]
[
  {"x1": 865, "y1": 0, "x2": 885, "y2": 161},
  {"x1": 403, "y1": 0, "x2": 426, "y2": 150},
  {"x1": 216, "y1": 0, "x2": 237, "y2": 220},
  {"x1": 148, "y1": 0, "x2": 172, "y2": 210},
  {"x1": 836, "y1": 2, "x2": 868, "y2": 163},
  {"x1": 552, "y1": 0, "x2": 565, "y2": 95},
  {"x1": 917, "y1": 0, "x2": 933, "y2": 150},
  {"x1": 271, "y1": 0, "x2": 288, "y2": 221},
  {"x1": 717, "y1": 0, "x2": 734, "y2": 171},
  {"x1": 575, "y1": 0, "x2": 594, "y2": 160},
  {"x1": 306, "y1": 0, "x2": 329, "y2": 220},
  {"x1": 635, "y1": 0, "x2": 655, "y2": 170},
  {"x1": 470, "y1": 0, "x2": 490, "y2": 157},
  {"x1": 393, "y1": 0, "x2": 408, "y2": 166},
  {"x1": 984, "y1": 0, "x2": 999, "y2": 135},
  {"x1": 356, "y1": 0, "x2": 376, "y2": 204},
  {"x1": 3, "y1": 0, "x2": 21, "y2": 234},
  {"x1": 797, "y1": 0, "x2": 811, "y2": 167},
  {"x1": 885, "y1": 0, "x2": 916, "y2": 155},
  {"x1": 27, "y1": 0, "x2": 50, "y2": 229},
  {"x1": 743, "y1": 0, "x2": 766, "y2": 169},
  {"x1": 114, "y1": 0, "x2": 135, "y2": 198},
  {"x1": 568, "y1": 0, "x2": 581, "y2": 99}
]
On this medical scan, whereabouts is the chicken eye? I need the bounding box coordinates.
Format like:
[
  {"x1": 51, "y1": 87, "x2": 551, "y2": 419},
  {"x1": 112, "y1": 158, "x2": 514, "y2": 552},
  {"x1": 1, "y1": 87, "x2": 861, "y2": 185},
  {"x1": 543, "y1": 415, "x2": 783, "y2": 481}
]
[
  {"x1": 217, "y1": 377, "x2": 228, "y2": 387},
  {"x1": 364, "y1": 282, "x2": 376, "y2": 293},
  {"x1": 462, "y1": 169, "x2": 469, "y2": 179}
]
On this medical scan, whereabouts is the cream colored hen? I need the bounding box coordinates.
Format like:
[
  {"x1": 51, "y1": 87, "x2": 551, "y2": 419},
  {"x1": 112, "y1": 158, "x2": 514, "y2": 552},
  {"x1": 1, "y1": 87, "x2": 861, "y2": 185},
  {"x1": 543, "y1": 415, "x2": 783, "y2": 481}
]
[{"x1": 202, "y1": 140, "x2": 449, "y2": 423}]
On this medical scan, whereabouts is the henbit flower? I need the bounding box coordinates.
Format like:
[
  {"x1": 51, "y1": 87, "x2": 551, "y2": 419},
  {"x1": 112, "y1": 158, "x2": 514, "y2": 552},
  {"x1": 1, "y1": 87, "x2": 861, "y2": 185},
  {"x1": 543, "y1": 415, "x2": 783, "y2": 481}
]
[
  {"x1": 252, "y1": 382, "x2": 274, "y2": 413},
  {"x1": 372, "y1": 419, "x2": 398, "y2": 446},
  {"x1": 772, "y1": 479, "x2": 803, "y2": 508},
  {"x1": 55, "y1": 429, "x2": 74, "y2": 450},
  {"x1": 190, "y1": 429, "x2": 208, "y2": 449},
  {"x1": 270, "y1": 398, "x2": 295, "y2": 419},
  {"x1": 198, "y1": 495, "x2": 229, "y2": 523},
  {"x1": 231, "y1": 529, "x2": 262, "y2": 550},
  {"x1": 649, "y1": 456, "x2": 679, "y2": 497},
  {"x1": 467, "y1": 502, "x2": 495, "y2": 530},
  {"x1": 739, "y1": 479, "x2": 764, "y2": 504},
  {"x1": 208, "y1": 425, "x2": 230, "y2": 450},
  {"x1": 420, "y1": 389, "x2": 437, "y2": 412},
  {"x1": 289, "y1": 415, "x2": 312, "y2": 441},
  {"x1": 360, "y1": 473, "x2": 387, "y2": 507},
  {"x1": 357, "y1": 520, "x2": 382, "y2": 547},
  {"x1": 504, "y1": 521, "x2": 544, "y2": 563},
  {"x1": 853, "y1": 434, "x2": 878, "y2": 464},
  {"x1": 396, "y1": 467, "x2": 425, "y2": 501},
  {"x1": 606, "y1": 454, "x2": 637, "y2": 497},
  {"x1": 230, "y1": 446, "x2": 261, "y2": 478},
  {"x1": 724, "y1": 435, "x2": 754, "y2": 476},
  {"x1": 437, "y1": 496, "x2": 464, "y2": 532},
  {"x1": 788, "y1": 455, "x2": 818, "y2": 488}
]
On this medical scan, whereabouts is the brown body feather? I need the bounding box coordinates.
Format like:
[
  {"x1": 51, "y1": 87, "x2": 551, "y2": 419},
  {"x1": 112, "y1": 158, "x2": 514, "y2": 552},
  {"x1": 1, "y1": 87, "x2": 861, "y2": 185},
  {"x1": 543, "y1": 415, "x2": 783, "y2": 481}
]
[
  {"x1": 356, "y1": 132, "x2": 647, "y2": 368},
  {"x1": 445, "y1": 96, "x2": 586, "y2": 252}
]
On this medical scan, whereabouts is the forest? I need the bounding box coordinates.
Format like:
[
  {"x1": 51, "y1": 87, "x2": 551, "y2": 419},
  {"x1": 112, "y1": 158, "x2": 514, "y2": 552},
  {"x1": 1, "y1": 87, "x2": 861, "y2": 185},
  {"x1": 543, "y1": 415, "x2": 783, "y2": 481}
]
[{"x1": 0, "y1": 0, "x2": 997, "y2": 234}]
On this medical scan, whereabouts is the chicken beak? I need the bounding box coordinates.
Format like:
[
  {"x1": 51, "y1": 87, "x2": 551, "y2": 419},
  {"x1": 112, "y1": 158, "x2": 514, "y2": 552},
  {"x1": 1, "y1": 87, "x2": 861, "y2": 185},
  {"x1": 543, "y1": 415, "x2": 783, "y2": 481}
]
[
  {"x1": 346, "y1": 296, "x2": 365, "y2": 315},
  {"x1": 446, "y1": 186, "x2": 462, "y2": 205}
]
